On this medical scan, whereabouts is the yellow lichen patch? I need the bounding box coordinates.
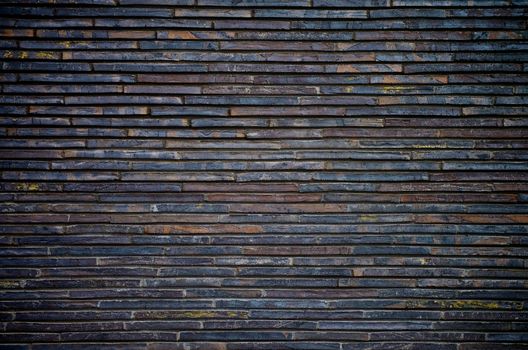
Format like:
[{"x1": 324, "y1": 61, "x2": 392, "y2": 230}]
[
  {"x1": 418, "y1": 258, "x2": 429, "y2": 265},
  {"x1": 447, "y1": 300, "x2": 501, "y2": 309},
  {"x1": 4, "y1": 51, "x2": 29, "y2": 59},
  {"x1": 441, "y1": 300, "x2": 522, "y2": 310},
  {"x1": 0, "y1": 281, "x2": 17, "y2": 288},
  {"x1": 359, "y1": 214, "x2": 378, "y2": 222},
  {"x1": 382, "y1": 85, "x2": 414, "y2": 92},
  {"x1": 227, "y1": 311, "x2": 248, "y2": 318},
  {"x1": 36, "y1": 51, "x2": 56, "y2": 59},
  {"x1": 182, "y1": 311, "x2": 218, "y2": 318},
  {"x1": 0, "y1": 280, "x2": 21, "y2": 289},
  {"x1": 405, "y1": 299, "x2": 523, "y2": 310},
  {"x1": 352, "y1": 268, "x2": 365, "y2": 277},
  {"x1": 16, "y1": 183, "x2": 40, "y2": 191}
]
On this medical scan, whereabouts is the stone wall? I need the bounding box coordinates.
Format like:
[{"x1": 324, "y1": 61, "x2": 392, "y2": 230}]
[{"x1": 1, "y1": 0, "x2": 527, "y2": 349}]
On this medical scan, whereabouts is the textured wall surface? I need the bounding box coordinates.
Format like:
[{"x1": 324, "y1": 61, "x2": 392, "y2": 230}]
[{"x1": 1, "y1": 0, "x2": 528, "y2": 349}]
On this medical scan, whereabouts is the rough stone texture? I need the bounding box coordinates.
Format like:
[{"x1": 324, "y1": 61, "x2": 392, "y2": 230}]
[{"x1": 0, "y1": 0, "x2": 528, "y2": 348}]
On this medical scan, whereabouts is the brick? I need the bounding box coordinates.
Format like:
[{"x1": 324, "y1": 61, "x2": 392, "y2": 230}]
[
  {"x1": 3, "y1": 61, "x2": 91, "y2": 71},
  {"x1": 20, "y1": 40, "x2": 138, "y2": 50},
  {"x1": 405, "y1": 63, "x2": 522, "y2": 73},
  {"x1": 94, "y1": 19, "x2": 212, "y2": 28},
  {"x1": 2, "y1": 171, "x2": 119, "y2": 181},
  {"x1": 124, "y1": 85, "x2": 200, "y2": 94},
  {"x1": 231, "y1": 106, "x2": 345, "y2": 116},
  {"x1": 55, "y1": 7, "x2": 173, "y2": 17},
  {"x1": 65, "y1": 95, "x2": 183, "y2": 105},
  {"x1": 175, "y1": 9, "x2": 252, "y2": 17},
  {"x1": 151, "y1": 106, "x2": 228, "y2": 116},
  {"x1": 198, "y1": 0, "x2": 309, "y2": 5},
  {"x1": 254, "y1": 9, "x2": 367, "y2": 18},
  {"x1": 93, "y1": 62, "x2": 208, "y2": 72},
  {"x1": 314, "y1": 0, "x2": 389, "y2": 6},
  {"x1": 183, "y1": 183, "x2": 298, "y2": 192}
]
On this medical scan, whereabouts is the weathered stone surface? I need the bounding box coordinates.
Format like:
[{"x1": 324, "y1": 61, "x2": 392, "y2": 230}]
[{"x1": 0, "y1": 0, "x2": 527, "y2": 348}]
